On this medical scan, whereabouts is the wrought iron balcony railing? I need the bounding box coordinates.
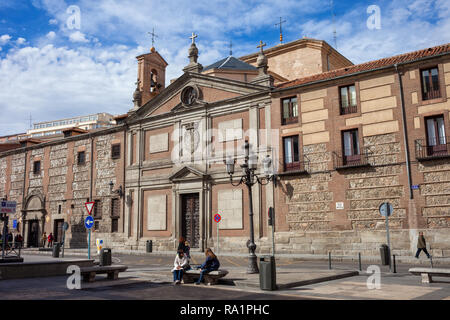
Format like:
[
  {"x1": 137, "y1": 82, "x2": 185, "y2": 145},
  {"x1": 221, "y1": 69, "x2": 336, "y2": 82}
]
[
  {"x1": 415, "y1": 137, "x2": 450, "y2": 160},
  {"x1": 333, "y1": 149, "x2": 370, "y2": 170}
]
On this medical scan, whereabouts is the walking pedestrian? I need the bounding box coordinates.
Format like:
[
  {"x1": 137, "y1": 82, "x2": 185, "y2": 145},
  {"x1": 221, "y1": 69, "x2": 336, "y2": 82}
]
[
  {"x1": 41, "y1": 232, "x2": 47, "y2": 248},
  {"x1": 195, "y1": 248, "x2": 220, "y2": 285},
  {"x1": 47, "y1": 232, "x2": 54, "y2": 247},
  {"x1": 415, "y1": 231, "x2": 431, "y2": 259},
  {"x1": 172, "y1": 249, "x2": 190, "y2": 285}
]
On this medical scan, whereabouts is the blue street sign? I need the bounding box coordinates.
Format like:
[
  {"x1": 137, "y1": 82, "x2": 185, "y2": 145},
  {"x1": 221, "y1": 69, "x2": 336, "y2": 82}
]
[
  {"x1": 84, "y1": 216, "x2": 94, "y2": 229},
  {"x1": 411, "y1": 185, "x2": 420, "y2": 190},
  {"x1": 12, "y1": 219, "x2": 17, "y2": 229}
]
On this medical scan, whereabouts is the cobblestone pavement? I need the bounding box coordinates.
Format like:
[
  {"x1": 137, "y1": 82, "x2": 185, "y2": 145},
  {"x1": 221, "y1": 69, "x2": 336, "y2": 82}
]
[{"x1": 2, "y1": 253, "x2": 449, "y2": 300}]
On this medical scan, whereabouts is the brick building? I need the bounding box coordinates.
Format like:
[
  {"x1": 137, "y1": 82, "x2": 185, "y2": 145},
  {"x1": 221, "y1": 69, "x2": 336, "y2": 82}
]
[{"x1": 0, "y1": 38, "x2": 449, "y2": 257}]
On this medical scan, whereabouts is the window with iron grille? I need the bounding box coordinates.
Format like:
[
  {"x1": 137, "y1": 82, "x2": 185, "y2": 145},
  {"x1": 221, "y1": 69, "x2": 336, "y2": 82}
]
[
  {"x1": 283, "y1": 135, "x2": 301, "y2": 171},
  {"x1": 421, "y1": 67, "x2": 441, "y2": 100},
  {"x1": 94, "y1": 220, "x2": 100, "y2": 231},
  {"x1": 93, "y1": 200, "x2": 102, "y2": 219},
  {"x1": 77, "y1": 151, "x2": 85, "y2": 165},
  {"x1": 425, "y1": 115, "x2": 447, "y2": 156},
  {"x1": 342, "y1": 129, "x2": 360, "y2": 165},
  {"x1": 111, "y1": 198, "x2": 120, "y2": 218},
  {"x1": 281, "y1": 97, "x2": 298, "y2": 125},
  {"x1": 33, "y1": 161, "x2": 41, "y2": 174},
  {"x1": 111, "y1": 218, "x2": 119, "y2": 233},
  {"x1": 339, "y1": 85, "x2": 357, "y2": 115},
  {"x1": 111, "y1": 144, "x2": 121, "y2": 159}
]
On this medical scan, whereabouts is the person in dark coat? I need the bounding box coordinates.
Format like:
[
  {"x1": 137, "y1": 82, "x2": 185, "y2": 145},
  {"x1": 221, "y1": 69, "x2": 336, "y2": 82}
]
[
  {"x1": 195, "y1": 248, "x2": 220, "y2": 285},
  {"x1": 415, "y1": 232, "x2": 431, "y2": 259}
]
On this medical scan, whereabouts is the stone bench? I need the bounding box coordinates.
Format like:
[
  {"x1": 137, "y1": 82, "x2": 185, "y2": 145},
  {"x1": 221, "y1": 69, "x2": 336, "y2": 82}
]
[
  {"x1": 80, "y1": 265, "x2": 128, "y2": 283},
  {"x1": 409, "y1": 267, "x2": 450, "y2": 284},
  {"x1": 183, "y1": 269, "x2": 228, "y2": 285}
]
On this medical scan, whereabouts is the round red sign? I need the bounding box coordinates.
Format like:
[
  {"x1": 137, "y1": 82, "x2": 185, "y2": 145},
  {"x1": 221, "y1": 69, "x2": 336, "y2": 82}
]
[{"x1": 214, "y1": 214, "x2": 221, "y2": 223}]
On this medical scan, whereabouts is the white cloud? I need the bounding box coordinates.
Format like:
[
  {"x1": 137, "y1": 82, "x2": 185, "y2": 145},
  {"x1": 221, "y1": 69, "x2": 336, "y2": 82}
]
[
  {"x1": 46, "y1": 31, "x2": 56, "y2": 39},
  {"x1": 49, "y1": 18, "x2": 58, "y2": 25},
  {"x1": 0, "y1": 34, "x2": 11, "y2": 45},
  {"x1": 0, "y1": 44, "x2": 140, "y2": 135},
  {"x1": 16, "y1": 37, "x2": 26, "y2": 45},
  {"x1": 68, "y1": 31, "x2": 89, "y2": 43}
]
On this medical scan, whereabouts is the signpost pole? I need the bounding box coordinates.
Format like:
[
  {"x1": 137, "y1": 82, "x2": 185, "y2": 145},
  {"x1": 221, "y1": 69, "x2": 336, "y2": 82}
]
[
  {"x1": 217, "y1": 222, "x2": 219, "y2": 254},
  {"x1": 1, "y1": 214, "x2": 6, "y2": 259},
  {"x1": 62, "y1": 228, "x2": 66, "y2": 258},
  {"x1": 88, "y1": 229, "x2": 91, "y2": 260},
  {"x1": 386, "y1": 207, "x2": 392, "y2": 273}
]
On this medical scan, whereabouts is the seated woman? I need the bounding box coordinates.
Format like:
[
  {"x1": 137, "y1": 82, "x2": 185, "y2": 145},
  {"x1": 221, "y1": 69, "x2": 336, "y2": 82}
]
[
  {"x1": 195, "y1": 248, "x2": 220, "y2": 285},
  {"x1": 172, "y1": 250, "x2": 190, "y2": 285}
]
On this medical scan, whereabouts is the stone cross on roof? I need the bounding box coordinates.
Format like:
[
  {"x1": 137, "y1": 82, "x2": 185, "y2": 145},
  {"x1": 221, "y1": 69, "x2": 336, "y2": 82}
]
[
  {"x1": 189, "y1": 32, "x2": 198, "y2": 44},
  {"x1": 257, "y1": 40, "x2": 266, "y2": 53}
]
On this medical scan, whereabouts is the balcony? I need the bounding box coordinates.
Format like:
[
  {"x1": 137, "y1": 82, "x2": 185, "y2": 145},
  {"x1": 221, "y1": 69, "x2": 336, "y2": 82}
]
[
  {"x1": 340, "y1": 104, "x2": 358, "y2": 115},
  {"x1": 422, "y1": 89, "x2": 441, "y2": 101},
  {"x1": 415, "y1": 137, "x2": 450, "y2": 160},
  {"x1": 282, "y1": 116, "x2": 298, "y2": 125},
  {"x1": 333, "y1": 150, "x2": 370, "y2": 170},
  {"x1": 278, "y1": 155, "x2": 310, "y2": 176}
]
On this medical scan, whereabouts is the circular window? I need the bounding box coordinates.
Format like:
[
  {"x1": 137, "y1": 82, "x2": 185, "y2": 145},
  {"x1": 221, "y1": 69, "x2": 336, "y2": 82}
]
[{"x1": 181, "y1": 86, "x2": 199, "y2": 106}]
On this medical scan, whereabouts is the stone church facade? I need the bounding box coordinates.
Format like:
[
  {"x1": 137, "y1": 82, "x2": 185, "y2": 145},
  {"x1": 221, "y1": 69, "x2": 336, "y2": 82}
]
[{"x1": 1, "y1": 38, "x2": 449, "y2": 257}]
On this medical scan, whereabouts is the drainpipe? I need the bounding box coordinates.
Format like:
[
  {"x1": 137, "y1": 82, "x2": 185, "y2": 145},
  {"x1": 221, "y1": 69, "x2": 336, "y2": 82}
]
[
  {"x1": 21, "y1": 151, "x2": 27, "y2": 241},
  {"x1": 395, "y1": 64, "x2": 414, "y2": 199},
  {"x1": 122, "y1": 126, "x2": 127, "y2": 233}
]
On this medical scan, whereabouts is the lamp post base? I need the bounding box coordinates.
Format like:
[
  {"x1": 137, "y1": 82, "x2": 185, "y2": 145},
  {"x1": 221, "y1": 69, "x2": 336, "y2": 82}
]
[{"x1": 247, "y1": 253, "x2": 259, "y2": 274}]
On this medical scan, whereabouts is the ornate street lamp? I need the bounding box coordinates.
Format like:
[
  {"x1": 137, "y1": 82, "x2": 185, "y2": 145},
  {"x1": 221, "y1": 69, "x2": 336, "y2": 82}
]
[{"x1": 225, "y1": 140, "x2": 277, "y2": 274}]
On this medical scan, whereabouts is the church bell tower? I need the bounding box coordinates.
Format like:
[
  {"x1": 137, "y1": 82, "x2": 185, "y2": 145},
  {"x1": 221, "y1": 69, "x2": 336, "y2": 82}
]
[{"x1": 135, "y1": 46, "x2": 168, "y2": 107}]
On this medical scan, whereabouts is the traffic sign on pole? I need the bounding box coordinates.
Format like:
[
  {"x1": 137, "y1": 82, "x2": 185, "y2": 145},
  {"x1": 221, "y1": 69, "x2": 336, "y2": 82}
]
[
  {"x1": 214, "y1": 214, "x2": 221, "y2": 254},
  {"x1": 379, "y1": 202, "x2": 393, "y2": 272},
  {"x1": 84, "y1": 216, "x2": 94, "y2": 260},
  {"x1": 85, "y1": 202, "x2": 95, "y2": 215},
  {"x1": 85, "y1": 216, "x2": 94, "y2": 229}
]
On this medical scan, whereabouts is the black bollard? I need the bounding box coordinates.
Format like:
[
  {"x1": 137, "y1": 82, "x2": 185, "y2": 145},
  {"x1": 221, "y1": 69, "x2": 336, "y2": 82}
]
[
  {"x1": 328, "y1": 252, "x2": 332, "y2": 270},
  {"x1": 358, "y1": 252, "x2": 362, "y2": 271},
  {"x1": 393, "y1": 254, "x2": 397, "y2": 273}
]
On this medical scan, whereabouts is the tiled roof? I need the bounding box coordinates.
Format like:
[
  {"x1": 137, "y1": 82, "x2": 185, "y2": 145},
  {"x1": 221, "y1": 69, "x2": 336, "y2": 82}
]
[
  {"x1": 276, "y1": 43, "x2": 450, "y2": 90},
  {"x1": 203, "y1": 56, "x2": 257, "y2": 71}
]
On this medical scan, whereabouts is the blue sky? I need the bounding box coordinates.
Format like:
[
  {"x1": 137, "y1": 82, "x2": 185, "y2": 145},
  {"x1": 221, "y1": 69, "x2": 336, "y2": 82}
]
[{"x1": 0, "y1": 0, "x2": 449, "y2": 135}]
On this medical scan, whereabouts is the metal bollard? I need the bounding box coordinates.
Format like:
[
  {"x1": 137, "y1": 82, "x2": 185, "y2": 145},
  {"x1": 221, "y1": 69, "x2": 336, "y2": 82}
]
[
  {"x1": 328, "y1": 252, "x2": 332, "y2": 270},
  {"x1": 358, "y1": 253, "x2": 362, "y2": 271},
  {"x1": 393, "y1": 254, "x2": 397, "y2": 273}
]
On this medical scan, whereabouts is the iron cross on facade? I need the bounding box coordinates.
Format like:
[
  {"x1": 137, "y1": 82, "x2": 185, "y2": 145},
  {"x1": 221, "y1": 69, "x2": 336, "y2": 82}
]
[
  {"x1": 189, "y1": 32, "x2": 198, "y2": 44},
  {"x1": 148, "y1": 28, "x2": 158, "y2": 48},
  {"x1": 257, "y1": 40, "x2": 266, "y2": 53},
  {"x1": 275, "y1": 17, "x2": 286, "y2": 44}
]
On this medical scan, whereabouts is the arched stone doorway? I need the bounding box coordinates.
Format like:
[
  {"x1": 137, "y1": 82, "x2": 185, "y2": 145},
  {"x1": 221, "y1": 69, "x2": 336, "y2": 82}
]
[{"x1": 22, "y1": 194, "x2": 46, "y2": 248}]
